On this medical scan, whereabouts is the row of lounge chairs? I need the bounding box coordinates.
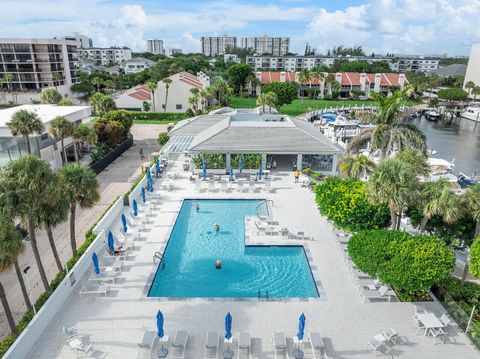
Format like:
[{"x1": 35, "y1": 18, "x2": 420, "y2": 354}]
[
  {"x1": 195, "y1": 179, "x2": 274, "y2": 193},
  {"x1": 253, "y1": 219, "x2": 310, "y2": 240},
  {"x1": 367, "y1": 329, "x2": 399, "y2": 356}
]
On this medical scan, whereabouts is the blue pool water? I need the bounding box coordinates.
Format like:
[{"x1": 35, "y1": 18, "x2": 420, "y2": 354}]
[{"x1": 148, "y1": 199, "x2": 318, "y2": 298}]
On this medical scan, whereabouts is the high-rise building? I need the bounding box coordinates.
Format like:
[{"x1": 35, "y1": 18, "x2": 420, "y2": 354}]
[
  {"x1": 77, "y1": 47, "x2": 132, "y2": 65},
  {"x1": 464, "y1": 44, "x2": 480, "y2": 97},
  {"x1": 241, "y1": 35, "x2": 290, "y2": 56},
  {"x1": 0, "y1": 37, "x2": 78, "y2": 91},
  {"x1": 200, "y1": 35, "x2": 237, "y2": 56},
  {"x1": 147, "y1": 39, "x2": 164, "y2": 55},
  {"x1": 61, "y1": 33, "x2": 93, "y2": 49}
]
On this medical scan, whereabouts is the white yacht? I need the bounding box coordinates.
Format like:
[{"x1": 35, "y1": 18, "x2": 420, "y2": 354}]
[{"x1": 461, "y1": 107, "x2": 480, "y2": 122}]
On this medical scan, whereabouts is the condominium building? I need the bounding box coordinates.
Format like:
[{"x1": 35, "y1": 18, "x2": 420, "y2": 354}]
[
  {"x1": 147, "y1": 39, "x2": 164, "y2": 55},
  {"x1": 77, "y1": 47, "x2": 132, "y2": 65},
  {"x1": 120, "y1": 57, "x2": 155, "y2": 74},
  {"x1": 246, "y1": 55, "x2": 439, "y2": 73},
  {"x1": 200, "y1": 35, "x2": 237, "y2": 56},
  {"x1": 241, "y1": 35, "x2": 290, "y2": 56},
  {"x1": 463, "y1": 44, "x2": 480, "y2": 97},
  {"x1": 62, "y1": 33, "x2": 93, "y2": 49},
  {"x1": 0, "y1": 37, "x2": 78, "y2": 91}
]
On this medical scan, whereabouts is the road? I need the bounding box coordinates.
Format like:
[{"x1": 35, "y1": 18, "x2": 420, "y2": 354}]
[{"x1": 0, "y1": 124, "x2": 166, "y2": 339}]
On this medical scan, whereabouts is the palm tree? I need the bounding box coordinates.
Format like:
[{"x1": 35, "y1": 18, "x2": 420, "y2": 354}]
[
  {"x1": 472, "y1": 86, "x2": 480, "y2": 101},
  {"x1": 190, "y1": 88, "x2": 200, "y2": 110},
  {"x1": 309, "y1": 68, "x2": 324, "y2": 99},
  {"x1": 0, "y1": 155, "x2": 54, "y2": 290},
  {"x1": 5, "y1": 73, "x2": 14, "y2": 103},
  {"x1": 73, "y1": 124, "x2": 97, "y2": 156},
  {"x1": 256, "y1": 93, "x2": 268, "y2": 113},
  {"x1": 465, "y1": 81, "x2": 475, "y2": 98},
  {"x1": 188, "y1": 95, "x2": 198, "y2": 112},
  {"x1": 199, "y1": 89, "x2": 208, "y2": 112},
  {"x1": 461, "y1": 184, "x2": 480, "y2": 284},
  {"x1": 162, "y1": 78, "x2": 172, "y2": 112},
  {"x1": 326, "y1": 74, "x2": 335, "y2": 96},
  {"x1": 338, "y1": 154, "x2": 376, "y2": 180},
  {"x1": 0, "y1": 216, "x2": 33, "y2": 314},
  {"x1": 7, "y1": 109, "x2": 45, "y2": 155},
  {"x1": 34, "y1": 177, "x2": 69, "y2": 272},
  {"x1": 346, "y1": 89, "x2": 427, "y2": 159},
  {"x1": 419, "y1": 179, "x2": 461, "y2": 233},
  {"x1": 58, "y1": 164, "x2": 100, "y2": 256},
  {"x1": 52, "y1": 72, "x2": 62, "y2": 91},
  {"x1": 91, "y1": 77, "x2": 104, "y2": 92},
  {"x1": 146, "y1": 81, "x2": 157, "y2": 112},
  {"x1": 366, "y1": 157, "x2": 420, "y2": 229},
  {"x1": 265, "y1": 92, "x2": 278, "y2": 113},
  {"x1": 49, "y1": 116, "x2": 74, "y2": 165},
  {"x1": 298, "y1": 68, "x2": 311, "y2": 100}
]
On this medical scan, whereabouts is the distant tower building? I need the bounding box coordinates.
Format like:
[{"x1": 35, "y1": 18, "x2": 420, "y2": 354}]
[
  {"x1": 62, "y1": 33, "x2": 93, "y2": 48},
  {"x1": 241, "y1": 35, "x2": 290, "y2": 56},
  {"x1": 201, "y1": 35, "x2": 237, "y2": 56},
  {"x1": 147, "y1": 39, "x2": 164, "y2": 55},
  {"x1": 464, "y1": 44, "x2": 480, "y2": 98}
]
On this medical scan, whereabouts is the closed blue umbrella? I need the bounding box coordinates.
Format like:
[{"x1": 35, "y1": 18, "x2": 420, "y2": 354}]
[
  {"x1": 258, "y1": 166, "x2": 263, "y2": 180},
  {"x1": 146, "y1": 167, "x2": 151, "y2": 181},
  {"x1": 121, "y1": 214, "x2": 127, "y2": 233},
  {"x1": 229, "y1": 166, "x2": 234, "y2": 181},
  {"x1": 133, "y1": 199, "x2": 138, "y2": 217},
  {"x1": 157, "y1": 311, "x2": 168, "y2": 357},
  {"x1": 297, "y1": 313, "x2": 306, "y2": 341},
  {"x1": 225, "y1": 312, "x2": 232, "y2": 340},
  {"x1": 141, "y1": 187, "x2": 146, "y2": 203},
  {"x1": 148, "y1": 177, "x2": 153, "y2": 192},
  {"x1": 108, "y1": 231, "x2": 115, "y2": 252},
  {"x1": 92, "y1": 252, "x2": 99, "y2": 274},
  {"x1": 202, "y1": 159, "x2": 207, "y2": 180},
  {"x1": 155, "y1": 158, "x2": 160, "y2": 174},
  {"x1": 239, "y1": 157, "x2": 243, "y2": 174}
]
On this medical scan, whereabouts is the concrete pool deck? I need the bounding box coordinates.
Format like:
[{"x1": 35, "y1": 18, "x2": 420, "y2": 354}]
[{"x1": 26, "y1": 155, "x2": 479, "y2": 358}]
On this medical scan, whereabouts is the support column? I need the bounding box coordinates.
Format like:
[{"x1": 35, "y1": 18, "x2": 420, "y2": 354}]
[
  {"x1": 226, "y1": 153, "x2": 231, "y2": 170},
  {"x1": 331, "y1": 154, "x2": 338, "y2": 176},
  {"x1": 261, "y1": 154, "x2": 267, "y2": 170},
  {"x1": 297, "y1": 154, "x2": 303, "y2": 171}
]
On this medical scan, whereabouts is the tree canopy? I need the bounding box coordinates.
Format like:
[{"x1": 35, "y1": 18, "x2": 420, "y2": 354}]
[
  {"x1": 437, "y1": 88, "x2": 468, "y2": 102},
  {"x1": 261, "y1": 82, "x2": 299, "y2": 108}
]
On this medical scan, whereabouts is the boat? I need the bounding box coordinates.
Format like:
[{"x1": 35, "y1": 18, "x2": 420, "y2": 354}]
[
  {"x1": 425, "y1": 109, "x2": 441, "y2": 121},
  {"x1": 461, "y1": 107, "x2": 480, "y2": 122},
  {"x1": 457, "y1": 172, "x2": 478, "y2": 189}
]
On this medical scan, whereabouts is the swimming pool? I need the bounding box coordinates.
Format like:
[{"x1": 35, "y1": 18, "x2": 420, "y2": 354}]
[{"x1": 148, "y1": 199, "x2": 319, "y2": 298}]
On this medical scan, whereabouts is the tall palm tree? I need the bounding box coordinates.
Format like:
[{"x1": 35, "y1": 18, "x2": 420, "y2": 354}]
[
  {"x1": 0, "y1": 216, "x2": 33, "y2": 315},
  {"x1": 7, "y1": 110, "x2": 45, "y2": 155},
  {"x1": 298, "y1": 68, "x2": 311, "y2": 100},
  {"x1": 346, "y1": 89, "x2": 427, "y2": 159},
  {"x1": 91, "y1": 77, "x2": 103, "y2": 92},
  {"x1": 419, "y1": 179, "x2": 461, "y2": 233},
  {"x1": 256, "y1": 93, "x2": 269, "y2": 113},
  {"x1": 464, "y1": 81, "x2": 475, "y2": 98},
  {"x1": 190, "y1": 88, "x2": 200, "y2": 110},
  {"x1": 73, "y1": 124, "x2": 97, "y2": 156},
  {"x1": 265, "y1": 92, "x2": 278, "y2": 113},
  {"x1": 199, "y1": 89, "x2": 208, "y2": 112},
  {"x1": 162, "y1": 78, "x2": 172, "y2": 112},
  {"x1": 52, "y1": 72, "x2": 62, "y2": 91},
  {"x1": 366, "y1": 157, "x2": 420, "y2": 230},
  {"x1": 188, "y1": 96, "x2": 198, "y2": 112},
  {"x1": 58, "y1": 164, "x2": 100, "y2": 256},
  {"x1": 461, "y1": 184, "x2": 480, "y2": 284},
  {"x1": 49, "y1": 116, "x2": 74, "y2": 165},
  {"x1": 326, "y1": 73, "x2": 335, "y2": 96},
  {"x1": 146, "y1": 81, "x2": 157, "y2": 112},
  {"x1": 338, "y1": 154, "x2": 376, "y2": 180},
  {"x1": 0, "y1": 155, "x2": 54, "y2": 290},
  {"x1": 34, "y1": 177, "x2": 69, "y2": 272},
  {"x1": 472, "y1": 86, "x2": 480, "y2": 101}
]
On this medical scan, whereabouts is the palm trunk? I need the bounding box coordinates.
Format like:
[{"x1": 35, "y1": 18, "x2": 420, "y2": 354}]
[
  {"x1": 46, "y1": 225, "x2": 63, "y2": 272},
  {"x1": 151, "y1": 91, "x2": 155, "y2": 112},
  {"x1": 461, "y1": 219, "x2": 480, "y2": 284},
  {"x1": 389, "y1": 206, "x2": 397, "y2": 230},
  {"x1": 61, "y1": 138, "x2": 65, "y2": 165},
  {"x1": 396, "y1": 211, "x2": 402, "y2": 230},
  {"x1": 24, "y1": 134, "x2": 31, "y2": 155},
  {"x1": 164, "y1": 88, "x2": 169, "y2": 112},
  {"x1": 28, "y1": 215, "x2": 50, "y2": 290},
  {"x1": 0, "y1": 281, "x2": 18, "y2": 337},
  {"x1": 70, "y1": 204, "x2": 77, "y2": 257},
  {"x1": 419, "y1": 216, "x2": 428, "y2": 234},
  {"x1": 13, "y1": 260, "x2": 32, "y2": 310}
]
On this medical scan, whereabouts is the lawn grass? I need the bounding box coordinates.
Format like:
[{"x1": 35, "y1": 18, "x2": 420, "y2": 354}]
[{"x1": 228, "y1": 96, "x2": 257, "y2": 108}]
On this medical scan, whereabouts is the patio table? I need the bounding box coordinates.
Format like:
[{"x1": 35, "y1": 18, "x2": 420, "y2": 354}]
[{"x1": 416, "y1": 312, "x2": 444, "y2": 335}]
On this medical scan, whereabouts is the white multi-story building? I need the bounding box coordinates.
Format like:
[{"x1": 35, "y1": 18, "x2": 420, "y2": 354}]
[
  {"x1": 246, "y1": 55, "x2": 439, "y2": 73},
  {"x1": 201, "y1": 35, "x2": 237, "y2": 56},
  {"x1": 77, "y1": 47, "x2": 132, "y2": 65},
  {"x1": 63, "y1": 33, "x2": 93, "y2": 49},
  {"x1": 241, "y1": 35, "x2": 290, "y2": 56},
  {"x1": 224, "y1": 54, "x2": 240, "y2": 64},
  {"x1": 463, "y1": 44, "x2": 480, "y2": 97},
  {"x1": 147, "y1": 39, "x2": 164, "y2": 55},
  {"x1": 120, "y1": 57, "x2": 155, "y2": 74},
  {"x1": 0, "y1": 37, "x2": 78, "y2": 92}
]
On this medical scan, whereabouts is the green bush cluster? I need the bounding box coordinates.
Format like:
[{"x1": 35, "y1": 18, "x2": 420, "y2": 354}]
[
  {"x1": 231, "y1": 154, "x2": 261, "y2": 169},
  {"x1": 130, "y1": 112, "x2": 189, "y2": 121},
  {"x1": 157, "y1": 132, "x2": 170, "y2": 146},
  {"x1": 348, "y1": 230, "x2": 455, "y2": 292},
  {"x1": 192, "y1": 153, "x2": 225, "y2": 169},
  {"x1": 314, "y1": 177, "x2": 390, "y2": 231},
  {"x1": 0, "y1": 198, "x2": 119, "y2": 356}
]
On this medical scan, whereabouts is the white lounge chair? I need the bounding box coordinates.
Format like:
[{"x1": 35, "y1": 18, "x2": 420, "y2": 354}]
[
  {"x1": 137, "y1": 330, "x2": 156, "y2": 349},
  {"x1": 429, "y1": 327, "x2": 446, "y2": 344},
  {"x1": 63, "y1": 325, "x2": 78, "y2": 339},
  {"x1": 68, "y1": 338, "x2": 92, "y2": 357},
  {"x1": 309, "y1": 332, "x2": 328, "y2": 359},
  {"x1": 439, "y1": 314, "x2": 452, "y2": 330},
  {"x1": 79, "y1": 282, "x2": 109, "y2": 297},
  {"x1": 237, "y1": 181, "x2": 244, "y2": 192},
  {"x1": 208, "y1": 180, "x2": 215, "y2": 192},
  {"x1": 172, "y1": 330, "x2": 188, "y2": 358},
  {"x1": 363, "y1": 286, "x2": 392, "y2": 303},
  {"x1": 89, "y1": 271, "x2": 118, "y2": 284},
  {"x1": 382, "y1": 328, "x2": 399, "y2": 344},
  {"x1": 367, "y1": 335, "x2": 387, "y2": 356},
  {"x1": 273, "y1": 332, "x2": 288, "y2": 359},
  {"x1": 238, "y1": 332, "x2": 252, "y2": 359},
  {"x1": 204, "y1": 331, "x2": 219, "y2": 359}
]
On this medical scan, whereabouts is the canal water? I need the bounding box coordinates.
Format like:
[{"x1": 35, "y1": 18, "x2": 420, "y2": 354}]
[{"x1": 410, "y1": 116, "x2": 480, "y2": 176}]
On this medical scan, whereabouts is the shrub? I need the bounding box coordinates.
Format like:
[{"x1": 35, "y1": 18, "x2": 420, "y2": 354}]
[
  {"x1": 93, "y1": 120, "x2": 125, "y2": 148},
  {"x1": 58, "y1": 98, "x2": 74, "y2": 106},
  {"x1": 41, "y1": 88, "x2": 62, "y2": 104},
  {"x1": 130, "y1": 112, "x2": 189, "y2": 121},
  {"x1": 90, "y1": 142, "x2": 111, "y2": 162},
  {"x1": 142, "y1": 101, "x2": 150, "y2": 112},
  {"x1": 348, "y1": 230, "x2": 455, "y2": 292},
  {"x1": 185, "y1": 108, "x2": 195, "y2": 117},
  {"x1": 157, "y1": 132, "x2": 170, "y2": 146},
  {"x1": 314, "y1": 178, "x2": 390, "y2": 231},
  {"x1": 192, "y1": 153, "x2": 225, "y2": 169},
  {"x1": 469, "y1": 236, "x2": 480, "y2": 279},
  {"x1": 231, "y1": 154, "x2": 261, "y2": 169},
  {"x1": 102, "y1": 110, "x2": 134, "y2": 135}
]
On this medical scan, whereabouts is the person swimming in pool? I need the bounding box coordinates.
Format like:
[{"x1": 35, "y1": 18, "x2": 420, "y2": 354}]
[
  {"x1": 214, "y1": 223, "x2": 220, "y2": 234},
  {"x1": 195, "y1": 203, "x2": 200, "y2": 212}
]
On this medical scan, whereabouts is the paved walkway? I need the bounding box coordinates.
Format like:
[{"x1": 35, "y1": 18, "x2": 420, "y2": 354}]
[
  {"x1": 27, "y1": 156, "x2": 479, "y2": 358},
  {"x1": 0, "y1": 125, "x2": 166, "y2": 339}
]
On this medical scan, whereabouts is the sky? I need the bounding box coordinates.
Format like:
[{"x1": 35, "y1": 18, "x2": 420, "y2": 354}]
[{"x1": 1, "y1": 0, "x2": 480, "y2": 56}]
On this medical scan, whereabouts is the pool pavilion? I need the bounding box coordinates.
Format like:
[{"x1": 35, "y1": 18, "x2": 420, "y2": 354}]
[{"x1": 167, "y1": 109, "x2": 343, "y2": 175}]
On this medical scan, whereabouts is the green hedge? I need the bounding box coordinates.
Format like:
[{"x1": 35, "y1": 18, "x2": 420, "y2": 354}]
[
  {"x1": 348, "y1": 230, "x2": 455, "y2": 294},
  {"x1": 192, "y1": 153, "x2": 225, "y2": 169},
  {"x1": 314, "y1": 177, "x2": 390, "y2": 232},
  {"x1": 0, "y1": 197, "x2": 119, "y2": 356},
  {"x1": 130, "y1": 112, "x2": 189, "y2": 121}
]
